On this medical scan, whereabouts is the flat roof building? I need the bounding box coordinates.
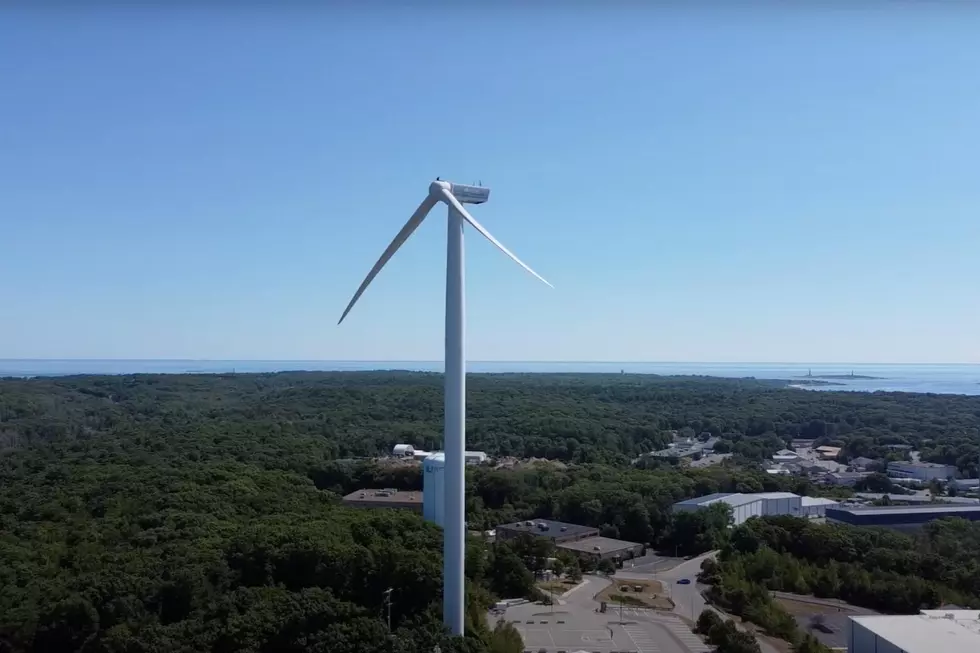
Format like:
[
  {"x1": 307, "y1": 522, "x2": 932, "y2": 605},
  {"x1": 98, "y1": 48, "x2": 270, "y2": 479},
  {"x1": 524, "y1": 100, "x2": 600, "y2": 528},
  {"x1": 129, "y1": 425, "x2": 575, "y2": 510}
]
[
  {"x1": 495, "y1": 519, "x2": 599, "y2": 544},
  {"x1": 801, "y1": 496, "x2": 840, "y2": 518},
  {"x1": 342, "y1": 488, "x2": 423, "y2": 513},
  {"x1": 887, "y1": 461, "x2": 958, "y2": 482},
  {"x1": 557, "y1": 536, "x2": 645, "y2": 561},
  {"x1": 848, "y1": 611, "x2": 980, "y2": 653},
  {"x1": 674, "y1": 492, "x2": 831, "y2": 525},
  {"x1": 827, "y1": 504, "x2": 980, "y2": 530}
]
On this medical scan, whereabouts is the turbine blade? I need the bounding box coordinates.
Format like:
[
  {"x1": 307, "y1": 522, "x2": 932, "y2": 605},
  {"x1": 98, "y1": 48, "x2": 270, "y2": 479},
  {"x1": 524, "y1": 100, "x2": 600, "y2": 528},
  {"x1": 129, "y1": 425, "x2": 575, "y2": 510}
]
[
  {"x1": 338, "y1": 195, "x2": 438, "y2": 324},
  {"x1": 437, "y1": 188, "x2": 553, "y2": 288}
]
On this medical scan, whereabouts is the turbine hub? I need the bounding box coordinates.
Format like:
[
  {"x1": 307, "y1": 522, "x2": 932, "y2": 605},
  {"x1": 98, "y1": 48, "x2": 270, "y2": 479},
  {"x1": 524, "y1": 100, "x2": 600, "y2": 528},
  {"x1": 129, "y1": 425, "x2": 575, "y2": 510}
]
[{"x1": 429, "y1": 180, "x2": 452, "y2": 196}]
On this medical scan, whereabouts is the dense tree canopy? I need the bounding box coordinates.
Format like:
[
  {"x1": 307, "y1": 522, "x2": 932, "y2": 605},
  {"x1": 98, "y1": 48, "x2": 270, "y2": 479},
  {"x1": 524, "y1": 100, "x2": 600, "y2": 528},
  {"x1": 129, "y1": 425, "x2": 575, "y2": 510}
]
[
  {"x1": 3, "y1": 371, "x2": 978, "y2": 469},
  {"x1": 1, "y1": 371, "x2": 979, "y2": 652},
  {"x1": 701, "y1": 514, "x2": 980, "y2": 632}
]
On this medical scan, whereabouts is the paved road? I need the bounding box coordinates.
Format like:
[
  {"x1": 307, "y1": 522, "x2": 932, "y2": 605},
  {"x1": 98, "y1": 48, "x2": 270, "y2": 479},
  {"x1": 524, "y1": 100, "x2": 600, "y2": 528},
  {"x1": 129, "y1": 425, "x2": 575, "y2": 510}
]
[
  {"x1": 616, "y1": 551, "x2": 716, "y2": 622},
  {"x1": 614, "y1": 552, "x2": 783, "y2": 653},
  {"x1": 623, "y1": 553, "x2": 686, "y2": 575}
]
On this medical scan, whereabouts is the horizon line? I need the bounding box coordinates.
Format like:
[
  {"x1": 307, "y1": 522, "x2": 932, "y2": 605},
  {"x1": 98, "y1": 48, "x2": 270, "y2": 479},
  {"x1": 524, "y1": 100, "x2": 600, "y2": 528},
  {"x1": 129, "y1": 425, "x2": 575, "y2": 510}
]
[{"x1": 1, "y1": 358, "x2": 978, "y2": 366}]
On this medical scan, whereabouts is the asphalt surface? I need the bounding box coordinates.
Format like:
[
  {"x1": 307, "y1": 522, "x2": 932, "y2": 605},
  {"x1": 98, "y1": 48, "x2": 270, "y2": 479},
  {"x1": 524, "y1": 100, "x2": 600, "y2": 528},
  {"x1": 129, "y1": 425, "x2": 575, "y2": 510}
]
[
  {"x1": 614, "y1": 552, "x2": 713, "y2": 622},
  {"x1": 612, "y1": 552, "x2": 782, "y2": 653},
  {"x1": 493, "y1": 567, "x2": 715, "y2": 653}
]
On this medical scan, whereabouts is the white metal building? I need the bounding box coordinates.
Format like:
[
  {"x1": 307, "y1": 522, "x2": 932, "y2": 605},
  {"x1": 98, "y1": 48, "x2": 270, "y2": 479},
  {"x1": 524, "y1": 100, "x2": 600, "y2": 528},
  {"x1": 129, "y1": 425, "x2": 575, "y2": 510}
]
[
  {"x1": 848, "y1": 611, "x2": 980, "y2": 653},
  {"x1": 887, "y1": 461, "x2": 958, "y2": 482},
  {"x1": 464, "y1": 451, "x2": 488, "y2": 464},
  {"x1": 673, "y1": 492, "x2": 764, "y2": 526},
  {"x1": 393, "y1": 444, "x2": 415, "y2": 457},
  {"x1": 674, "y1": 492, "x2": 839, "y2": 526},
  {"x1": 755, "y1": 492, "x2": 804, "y2": 517},
  {"x1": 422, "y1": 453, "x2": 445, "y2": 527},
  {"x1": 800, "y1": 496, "x2": 839, "y2": 518}
]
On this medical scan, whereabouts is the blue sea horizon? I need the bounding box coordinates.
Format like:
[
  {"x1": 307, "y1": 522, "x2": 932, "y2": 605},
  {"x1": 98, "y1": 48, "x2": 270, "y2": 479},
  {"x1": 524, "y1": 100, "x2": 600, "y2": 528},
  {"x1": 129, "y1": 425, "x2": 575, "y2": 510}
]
[{"x1": 2, "y1": 359, "x2": 979, "y2": 396}]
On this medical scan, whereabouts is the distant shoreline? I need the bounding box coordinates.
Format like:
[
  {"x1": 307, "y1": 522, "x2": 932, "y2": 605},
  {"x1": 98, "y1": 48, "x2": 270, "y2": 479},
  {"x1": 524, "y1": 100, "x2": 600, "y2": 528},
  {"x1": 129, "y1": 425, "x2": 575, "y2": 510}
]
[
  {"x1": 799, "y1": 374, "x2": 884, "y2": 380},
  {"x1": 2, "y1": 361, "x2": 979, "y2": 396}
]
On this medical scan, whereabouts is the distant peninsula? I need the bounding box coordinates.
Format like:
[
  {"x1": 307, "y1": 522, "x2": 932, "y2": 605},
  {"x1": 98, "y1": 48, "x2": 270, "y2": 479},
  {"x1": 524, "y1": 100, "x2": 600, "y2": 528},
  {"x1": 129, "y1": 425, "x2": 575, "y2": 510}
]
[
  {"x1": 788, "y1": 379, "x2": 847, "y2": 387},
  {"x1": 799, "y1": 371, "x2": 883, "y2": 380}
]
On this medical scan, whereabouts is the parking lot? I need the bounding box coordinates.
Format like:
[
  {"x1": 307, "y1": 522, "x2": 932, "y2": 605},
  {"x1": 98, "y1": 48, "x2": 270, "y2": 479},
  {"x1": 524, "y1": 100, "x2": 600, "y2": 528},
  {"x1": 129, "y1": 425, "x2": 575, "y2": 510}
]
[
  {"x1": 500, "y1": 602, "x2": 703, "y2": 653},
  {"x1": 516, "y1": 623, "x2": 635, "y2": 652}
]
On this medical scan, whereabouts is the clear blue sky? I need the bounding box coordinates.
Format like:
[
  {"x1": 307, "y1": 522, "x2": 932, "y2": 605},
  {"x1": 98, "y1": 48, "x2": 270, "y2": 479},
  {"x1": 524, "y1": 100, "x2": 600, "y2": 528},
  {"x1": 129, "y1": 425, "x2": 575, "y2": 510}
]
[{"x1": 2, "y1": 4, "x2": 978, "y2": 363}]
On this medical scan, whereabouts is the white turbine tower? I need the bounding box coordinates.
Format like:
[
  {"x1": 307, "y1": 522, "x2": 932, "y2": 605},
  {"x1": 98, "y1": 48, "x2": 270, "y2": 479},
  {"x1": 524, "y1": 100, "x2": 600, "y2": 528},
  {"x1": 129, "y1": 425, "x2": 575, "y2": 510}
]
[{"x1": 338, "y1": 179, "x2": 551, "y2": 635}]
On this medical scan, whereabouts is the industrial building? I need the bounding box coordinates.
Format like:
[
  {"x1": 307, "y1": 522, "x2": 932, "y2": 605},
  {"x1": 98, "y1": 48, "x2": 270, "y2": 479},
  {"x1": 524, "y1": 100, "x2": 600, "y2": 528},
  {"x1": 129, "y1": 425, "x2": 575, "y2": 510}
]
[
  {"x1": 673, "y1": 492, "x2": 837, "y2": 526},
  {"x1": 396, "y1": 444, "x2": 488, "y2": 464},
  {"x1": 815, "y1": 446, "x2": 842, "y2": 460},
  {"x1": 419, "y1": 450, "x2": 492, "y2": 527},
  {"x1": 342, "y1": 488, "x2": 423, "y2": 513},
  {"x1": 848, "y1": 610, "x2": 980, "y2": 653},
  {"x1": 824, "y1": 471, "x2": 871, "y2": 486},
  {"x1": 887, "y1": 461, "x2": 958, "y2": 482},
  {"x1": 422, "y1": 453, "x2": 446, "y2": 526},
  {"x1": 494, "y1": 519, "x2": 643, "y2": 562},
  {"x1": 827, "y1": 504, "x2": 980, "y2": 530},
  {"x1": 495, "y1": 519, "x2": 599, "y2": 544},
  {"x1": 556, "y1": 536, "x2": 645, "y2": 562},
  {"x1": 801, "y1": 496, "x2": 839, "y2": 518}
]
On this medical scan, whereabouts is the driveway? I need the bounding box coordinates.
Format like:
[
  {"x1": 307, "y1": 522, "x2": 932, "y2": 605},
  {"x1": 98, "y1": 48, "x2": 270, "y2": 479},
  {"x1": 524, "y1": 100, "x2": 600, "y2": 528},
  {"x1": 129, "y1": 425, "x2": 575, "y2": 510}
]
[{"x1": 614, "y1": 551, "x2": 783, "y2": 653}]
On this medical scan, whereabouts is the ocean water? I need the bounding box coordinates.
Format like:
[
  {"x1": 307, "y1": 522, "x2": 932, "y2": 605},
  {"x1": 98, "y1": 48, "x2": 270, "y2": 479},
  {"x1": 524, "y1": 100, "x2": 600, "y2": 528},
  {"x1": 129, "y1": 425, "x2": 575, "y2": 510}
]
[{"x1": 1, "y1": 360, "x2": 979, "y2": 396}]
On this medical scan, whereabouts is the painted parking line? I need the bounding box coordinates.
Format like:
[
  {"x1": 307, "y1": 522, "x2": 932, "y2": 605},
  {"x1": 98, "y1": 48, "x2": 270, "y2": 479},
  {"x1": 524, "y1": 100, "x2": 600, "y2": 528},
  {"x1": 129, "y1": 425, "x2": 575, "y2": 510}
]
[
  {"x1": 623, "y1": 624, "x2": 660, "y2": 653},
  {"x1": 659, "y1": 619, "x2": 712, "y2": 653}
]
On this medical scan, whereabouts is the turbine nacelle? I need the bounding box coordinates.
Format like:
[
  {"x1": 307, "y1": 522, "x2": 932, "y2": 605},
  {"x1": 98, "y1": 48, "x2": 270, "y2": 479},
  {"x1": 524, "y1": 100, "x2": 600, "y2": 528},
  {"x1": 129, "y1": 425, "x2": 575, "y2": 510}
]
[{"x1": 428, "y1": 180, "x2": 490, "y2": 205}]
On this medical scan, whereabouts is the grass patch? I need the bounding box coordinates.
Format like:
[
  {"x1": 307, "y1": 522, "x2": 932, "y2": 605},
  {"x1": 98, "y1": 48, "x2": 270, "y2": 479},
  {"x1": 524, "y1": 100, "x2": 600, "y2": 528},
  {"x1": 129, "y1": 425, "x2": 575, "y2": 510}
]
[
  {"x1": 596, "y1": 579, "x2": 672, "y2": 610},
  {"x1": 536, "y1": 579, "x2": 579, "y2": 596}
]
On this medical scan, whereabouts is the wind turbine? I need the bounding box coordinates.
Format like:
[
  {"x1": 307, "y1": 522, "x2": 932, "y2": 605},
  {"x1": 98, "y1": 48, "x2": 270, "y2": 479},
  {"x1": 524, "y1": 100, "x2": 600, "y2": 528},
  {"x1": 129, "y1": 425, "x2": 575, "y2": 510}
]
[{"x1": 338, "y1": 179, "x2": 551, "y2": 635}]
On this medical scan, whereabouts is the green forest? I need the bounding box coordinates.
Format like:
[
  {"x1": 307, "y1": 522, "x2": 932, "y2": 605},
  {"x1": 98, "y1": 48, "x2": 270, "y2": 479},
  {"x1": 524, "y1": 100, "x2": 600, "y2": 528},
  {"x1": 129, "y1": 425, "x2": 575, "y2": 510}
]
[{"x1": 1, "y1": 371, "x2": 979, "y2": 652}]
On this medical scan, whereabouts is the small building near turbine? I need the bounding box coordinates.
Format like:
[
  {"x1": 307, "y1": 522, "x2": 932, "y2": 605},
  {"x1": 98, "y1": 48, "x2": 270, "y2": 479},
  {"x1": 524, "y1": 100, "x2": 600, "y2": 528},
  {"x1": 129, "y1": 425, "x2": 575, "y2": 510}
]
[
  {"x1": 342, "y1": 489, "x2": 423, "y2": 513},
  {"x1": 393, "y1": 444, "x2": 415, "y2": 457},
  {"x1": 496, "y1": 519, "x2": 599, "y2": 544},
  {"x1": 422, "y1": 453, "x2": 446, "y2": 527},
  {"x1": 556, "y1": 536, "x2": 645, "y2": 562}
]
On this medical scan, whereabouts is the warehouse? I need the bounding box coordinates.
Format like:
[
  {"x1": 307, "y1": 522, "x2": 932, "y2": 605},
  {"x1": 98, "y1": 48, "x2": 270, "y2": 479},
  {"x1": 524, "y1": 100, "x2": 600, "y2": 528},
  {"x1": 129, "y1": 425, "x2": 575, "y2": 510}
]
[
  {"x1": 827, "y1": 504, "x2": 980, "y2": 530},
  {"x1": 801, "y1": 496, "x2": 839, "y2": 518},
  {"x1": 673, "y1": 492, "x2": 764, "y2": 526},
  {"x1": 674, "y1": 492, "x2": 839, "y2": 525},
  {"x1": 495, "y1": 519, "x2": 599, "y2": 544},
  {"x1": 557, "y1": 536, "x2": 645, "y2": 562},
  {"x1": 848, "y1": 610, "x2": 980, "y2": 653},
  {"x1": 887, "y1": 461, "x2": 958, "y2": 482},
  {"x1": 756, "y1": 492, "x2": 804, "y2": 516}
]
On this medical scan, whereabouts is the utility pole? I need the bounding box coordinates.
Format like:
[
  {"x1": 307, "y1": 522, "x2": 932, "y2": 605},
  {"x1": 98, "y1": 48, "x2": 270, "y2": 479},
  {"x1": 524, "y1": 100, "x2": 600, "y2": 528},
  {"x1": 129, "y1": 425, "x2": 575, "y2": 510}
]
[{"x1": 383, "y1": 587, "x2": 393, "y2": 633}]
